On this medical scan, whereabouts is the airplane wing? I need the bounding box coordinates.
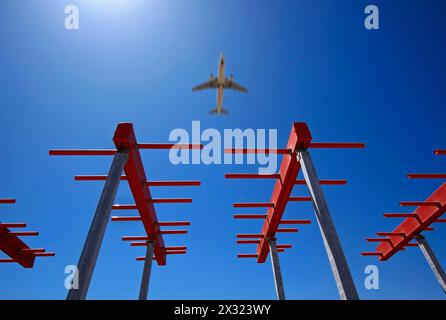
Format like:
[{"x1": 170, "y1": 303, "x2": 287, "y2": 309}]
[
  {"x1": 224, "y1": 78, "x2": 248, "y2": 92},
  {"x1": 192, "y1": 78, "x2": 218, "y2": 91}
]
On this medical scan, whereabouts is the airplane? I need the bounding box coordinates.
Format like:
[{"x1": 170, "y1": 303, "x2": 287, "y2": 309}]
[{"x1": 192, "y1": 54, "x2": 247, "y2": 115}]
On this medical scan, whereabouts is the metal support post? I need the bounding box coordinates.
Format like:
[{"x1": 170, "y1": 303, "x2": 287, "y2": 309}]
[
  {"x1": 67, "y1": 150, "x2": 128, "y2": 300},
  {"x1": 268, "y1": 238, "x2": 286, "y2": 300},
  {"x1": 415, "y1": 235, "x2": 446, "y2": 293},
  {"x1": 139, "y1": 241, "x2": 155, "y2": 300},
  {"x1": 298, "y1": 150, "x2": 359, "y2": 300}
]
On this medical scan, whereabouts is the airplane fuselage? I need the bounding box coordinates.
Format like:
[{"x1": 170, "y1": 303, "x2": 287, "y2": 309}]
[
  {"x1": 192, "y1": 53, "x2": 246, "y2": 115},
  {"x1": 216, "y1": 54, "x2": 226, "y2": 113}
]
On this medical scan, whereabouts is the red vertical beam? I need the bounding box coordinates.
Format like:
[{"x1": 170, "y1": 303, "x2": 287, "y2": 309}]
[
  {"x1": 257, "y1": 122, "x2": 312, "y2": 263},
  {"x1": 113, "y1": 123, "x2": 166, "y2": 265}
]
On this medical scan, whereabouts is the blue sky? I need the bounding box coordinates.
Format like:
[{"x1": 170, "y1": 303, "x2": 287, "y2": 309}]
[{"x1": 1, "y1": 0, "x2": 446, "y2": 299}]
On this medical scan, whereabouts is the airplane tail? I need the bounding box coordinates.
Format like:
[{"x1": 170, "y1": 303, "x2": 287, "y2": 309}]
[{"x1": 210, "y1": 107, "x2": 229, "y2": 115}]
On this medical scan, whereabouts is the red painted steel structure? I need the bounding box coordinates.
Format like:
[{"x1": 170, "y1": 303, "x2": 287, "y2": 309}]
[
  {"x1": 49, "y1": 123, "x2": 201, "y2": 266},
  {"x1": 362, "y1": 150, "x2": 446, "y2": 261},
  {"x1": 225, "y1": 122, "x2": 365, "y2": 263},
  {"x1": 0, "y1": 199, "x2": 54, "y2": 268}
]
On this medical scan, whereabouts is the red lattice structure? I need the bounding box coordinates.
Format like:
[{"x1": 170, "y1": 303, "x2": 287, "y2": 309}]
[
  {"x1": 362, "y1": 149, "x2": 446, "y2": 261},
  {"x1": 224, "y1": 122, "x2": 364, "y2": 263},
  {"x1": 0, "y1": 199, "x2": 55, "y2": 268},
  {"x1": 50, "y1": 123, "x2": 201, "y2": 266}
]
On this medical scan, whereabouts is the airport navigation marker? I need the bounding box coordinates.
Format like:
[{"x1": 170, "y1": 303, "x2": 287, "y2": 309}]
[
  {"x1": 51, "y1": 122, "x2": 200, "y2": 300},
  {"x1": 226, "y1": 122, "x2": 364, "y2": 300}
]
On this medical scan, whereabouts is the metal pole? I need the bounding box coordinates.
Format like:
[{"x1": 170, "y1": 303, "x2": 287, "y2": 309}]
[
  {"x1": 268, "y1": 238, "x2": 286, "y2": 300},
  {"x1": 415, "y1": 235, "x2": 446, "y2": 293},
  {"x1": 67, "y1": 150, "x2": 128, "y2": 300},
  {"x1": 139, "y1": 241, "x2": 155, "y2": 300},
  {"x1": 298, "y1": 150, "x2": 359, "y2": 300}
]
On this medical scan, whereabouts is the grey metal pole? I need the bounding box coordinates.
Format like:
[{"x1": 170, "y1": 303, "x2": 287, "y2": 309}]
[
  {"x1": 415, "y1": 235, "x2": 446, "y2": 293},
  {"x1": 67, "y1": 150, "x2": 128, "y2": 300},
  {"x1": 138, "y1": 241, "x2": 155, "y2": 300},
  {"x1": 268, "y1": 238, "x2": 286, "y2": 300},
  {"x1": 298, "y1": 150, "x2": 359, "y2": 300}
]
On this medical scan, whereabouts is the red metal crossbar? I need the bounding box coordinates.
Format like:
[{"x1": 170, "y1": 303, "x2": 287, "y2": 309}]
[
  {"x1": 434, "y1": 150, "x2": 446, "y2": 155},
  {"x1": 0, "y1": 199, "x2": 16, "y2": 204},
  {"x1": 75, "y1": 175, "x2": 201, "y2": 187},
  {"x1": 407, "y1": 174, "x2": 446, "y2": 179},
  {"x1": 0, "y1": 223, "x2": 27, "y2": 228}
]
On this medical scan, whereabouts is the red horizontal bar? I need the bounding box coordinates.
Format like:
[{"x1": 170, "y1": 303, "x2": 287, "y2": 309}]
[
  {"x1": 74, "y1": 175, "x2": 128, "y2": 181},
  {"x1": 366, "y1": 238, "x2": 391, "y2": 243},
  {"x1": 0, "y1": 258, "x2": 15, "y2": 263},
  {"x1": 147, "y1": 181, "x2": 201, "y2": 187},
  {"x1": 236, "y1": 234, "x2": 264, "y2": 239},
  {"x1": 277, "y1": 249, "x2": 285, "y2": 253},
  {"x1": 376, "y1": 232, "x2": 406, "y2": 237},
  {"x1": 75, "y1": 176, "x2": 201, "y2": 187},
  {"x1": 165, "y1": 246, "x2": 187, "y2": 251},
  {"x1": 361, "y1": 252, "x2": 383, "y2": 257},
  {"x1": 153, "y1": 198, "x2": 192, "y2": 204},
  {"x1": 309, "y1": 142, "x2": 365, "y2": 149},
  {"x1": 405, "y1": 243, "x2": 418, "y2": 247},
  {"x1": 233, "y1": 202, "x2": 274, "y2": 208},
  {"x1": 130, "y1": 242, "x2": 188, "y2": 251},
  {"x1": 407, "y1": 174, "x2": 446, "y2": 179},
  {"x1": 8, "y1": 231, "x2": 39, "y2": 236},
  {"x1": 288, "y1": 197, "x2": 312, "y2": 202},
  {"x1": 130, "y1": 242, "x2": 147, "y2": 247},
  {"x1": 122, "y1": 236, "x2": 148, "y2": 241},
  {"x1": 224, "y1": 148, "x2": 292, "y2": 155},
  {"x1": 137, "y1": 143, "x2": 203, "y2": 150},
  {"x1": 434, "y1": 149, "x2": 446, "y2": 156},
  {"x1": 136, "y1": 256, "x2": 154, "y2": 261},
  {"x1": 294, "y1": 179, "x2": 347, "y2": 185},
  {"x1": 34, "y1": 252, "x2": 55, "y2": 257},
  {"x1": 237, "y1": 240, "x2": 261, "y2": 244},
  {"x1": 424, "y1": 227, "x2": 434, "y2": 231},
  {"x1": 20, "y1": 248, "x2": 45, "y2": 253},
  {"x1": 112, "y1": 205, "x2": 137, "y2": 210},
  {"x1": 225, "y1": 173, "x2": 280, "y2": 179},
  {"x1": 0, "y1": 199, "x2": 16, "y2": 204},
  {"x1": 280, "y1": 219, "x2": 311, "y2": 225},
  {"x1": 158, "y1": 221, "x2": 190, "y2": 227},
  {"x1": 234, "y1": 214, "x2": 267, "y2": 219},
  {"x1": 435, "y1": 219, "x2": 446, "y2": 223},
  {"x1": 276, "y1": 228, "x2": 298, "y2": 233},
  {"x1": 111, "y1": 216, "x2": 141, "y2": 221},
  {"x1": 166, "y1": 250, "x2": 187, "y2": 255},
  {"x1": 0, "y1": 223, "x2": 26, "y2": 228},
  {"x1": 160, "y1": 230, "x2": 188, "y2": 235},
  {"x1": 400, "y1": 201, "x2": 441, "y2": 208},
  {"x1": 237, "y1": 254, "x2": 258, "y2": 258},
  {"x1": 49, "y1": 149, "x2": 116, "y2": 156},
  {"x1": 276, "y1": 244, "x2": 292, "y2": 249},
  {"x1": 384, "y1": 213, "x2": 418, "y2": 218}
]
